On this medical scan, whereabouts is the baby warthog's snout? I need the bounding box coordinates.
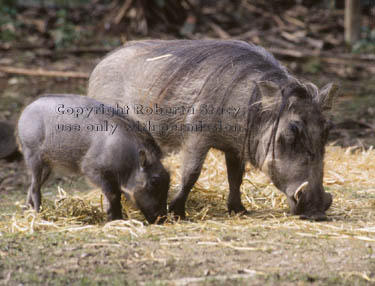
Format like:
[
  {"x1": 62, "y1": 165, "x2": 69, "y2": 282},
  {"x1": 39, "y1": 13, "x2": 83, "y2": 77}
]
[{"x1": 147, "y1": 209, "x2": 168, "y2": 224}]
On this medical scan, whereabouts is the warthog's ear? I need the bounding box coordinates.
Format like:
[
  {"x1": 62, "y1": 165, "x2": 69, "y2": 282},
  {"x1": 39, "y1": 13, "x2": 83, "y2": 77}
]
[
  {"x1": 257, "y1": 81, "x2": 280, "y2": 110},
  {"x1": 139, "y1": 149, "x2": 148, "y2": 168},
  {"x1": 315, "y1": 83, "x2": 339, "y2": 111},
  {"x1": 304, "y1": 82, "x2": 319, "y2": 97}
]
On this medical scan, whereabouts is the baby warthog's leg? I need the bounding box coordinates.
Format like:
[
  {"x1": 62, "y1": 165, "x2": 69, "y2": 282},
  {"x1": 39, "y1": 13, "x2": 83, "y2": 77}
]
[
  {"x1": 100, "y1": 180, "x2": 123, "y2": 221},
  {"x1": 24, "y1": 150, "x2": 51, "y2": 211},
  {"x1": 82, "y1": 164, "x2": 123, "y2": 221},
  {"x1": 225, "y1": 152, "x2": 247, "y2": 214}
]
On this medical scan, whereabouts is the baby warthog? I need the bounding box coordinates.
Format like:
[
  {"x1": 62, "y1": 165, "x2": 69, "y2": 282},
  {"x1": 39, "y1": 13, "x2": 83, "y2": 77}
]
[
  {"x1": 17, "y1": 94, "x2": 170, "y2": 223},
  {"x1": 88, "y1": 39, "x2": 338, "y2": 221}
]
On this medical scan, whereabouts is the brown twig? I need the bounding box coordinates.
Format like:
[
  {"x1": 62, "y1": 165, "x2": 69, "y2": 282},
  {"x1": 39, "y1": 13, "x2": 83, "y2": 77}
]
[
  {"x1": 0, "y1": 66, "x2": 89, "y2": 79},
  {"x1": 114, "y1": 0, "x2": 133, "y2": 25}
]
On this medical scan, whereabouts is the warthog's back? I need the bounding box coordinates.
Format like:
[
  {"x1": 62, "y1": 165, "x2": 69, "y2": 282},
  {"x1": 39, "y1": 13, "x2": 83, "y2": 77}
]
[{"x1": 88, "y1": 40, "x2": 290, "y2": 153}]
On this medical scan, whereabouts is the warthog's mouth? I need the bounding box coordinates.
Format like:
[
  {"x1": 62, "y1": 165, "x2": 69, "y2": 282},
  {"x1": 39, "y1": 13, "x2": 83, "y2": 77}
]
[
  {"x1": 299, "y1": 212, "x2": 329, "y2": 221},
  {"x1": 121, "y1": 188, "x2": 167, "y2": 224},
  {"x1": 144, "y1": 210, "x2": 167, "y2": 224},
  {"x1": 287, "y1": 182, "x2": 332, "y2": 222}
]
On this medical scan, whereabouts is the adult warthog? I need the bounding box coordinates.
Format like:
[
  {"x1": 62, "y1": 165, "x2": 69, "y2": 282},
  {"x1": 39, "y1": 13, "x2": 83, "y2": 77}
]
[{"x1": 88, "y1": 39, "x2": 337, "y2": 221}]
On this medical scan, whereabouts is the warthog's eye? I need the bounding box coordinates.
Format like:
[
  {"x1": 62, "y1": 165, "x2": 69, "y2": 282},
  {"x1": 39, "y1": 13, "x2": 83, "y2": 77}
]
[
  {"x1": 280, "y1": 121, "x2": 315, "y2": 159},
  {"x1": 289, "y1": 121, "x2": 303, "y2": 136},
  {"x1": 280, "y1": 121, "x2": 302, "y2": 145}
]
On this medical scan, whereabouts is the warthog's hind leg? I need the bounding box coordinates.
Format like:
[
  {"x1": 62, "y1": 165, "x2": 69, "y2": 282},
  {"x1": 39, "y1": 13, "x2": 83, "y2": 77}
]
[{"x1": 24, "y1": 149, "x2": 51, "y2": 212}]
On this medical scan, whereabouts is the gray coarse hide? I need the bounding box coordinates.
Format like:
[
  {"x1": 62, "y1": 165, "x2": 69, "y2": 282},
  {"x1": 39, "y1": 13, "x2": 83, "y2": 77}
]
[{"x1": 88, "y1": 39, "x2": 338, "y2": 221}]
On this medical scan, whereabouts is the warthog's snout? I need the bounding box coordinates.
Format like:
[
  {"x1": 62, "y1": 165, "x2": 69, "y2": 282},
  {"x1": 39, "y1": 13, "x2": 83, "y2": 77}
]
[
  {"x1": 287, "y1": 184, "x2": 332, "y2": 221},
  {"x1": 299, "y1": 191, "x2": 332, "y2": 221},
  {"x1": 143, "y1": 208, "x2": 167, "y2": 224},
  {"x1": 123, "y1": 189, "x2": 168, "y2": 224}
]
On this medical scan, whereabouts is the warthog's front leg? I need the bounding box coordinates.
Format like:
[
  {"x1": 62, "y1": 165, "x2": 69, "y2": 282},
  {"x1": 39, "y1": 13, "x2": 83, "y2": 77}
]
[
  {"x1": 169, "y1": 142, "x2": 209, "y2": 219},
  {"x1": 225, "y1": 152, "x2": 247, "y2": 214}
]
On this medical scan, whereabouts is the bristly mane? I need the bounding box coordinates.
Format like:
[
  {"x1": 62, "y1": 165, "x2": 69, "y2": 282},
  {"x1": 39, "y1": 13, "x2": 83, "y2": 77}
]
[
  {"x1": 144, "y1": 40, "x2": 311, "y2": 167},
  {"x1": 148, "y1": 40, "x2": 288, "y2": 101}
]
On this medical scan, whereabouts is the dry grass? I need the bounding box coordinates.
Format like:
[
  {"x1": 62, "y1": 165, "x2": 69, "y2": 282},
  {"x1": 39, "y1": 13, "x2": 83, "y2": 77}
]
[{"x1": 1, "y1": 146, "x2": 375, "y2": 244}]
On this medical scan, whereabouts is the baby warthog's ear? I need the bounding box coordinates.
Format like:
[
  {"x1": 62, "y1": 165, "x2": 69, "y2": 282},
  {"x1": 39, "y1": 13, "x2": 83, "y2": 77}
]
[
  {"x1": 315, "y1": 83, "x2": 339, "y2": 111},
  {"x1": 257, "y1": 81, "x2": 281, "y2": 110}
]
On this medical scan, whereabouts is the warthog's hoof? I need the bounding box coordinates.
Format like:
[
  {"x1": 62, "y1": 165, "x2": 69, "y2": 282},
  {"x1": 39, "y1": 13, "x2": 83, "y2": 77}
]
[
  {"x1": 107, "y1": 211, "x2": 123, "y2": 222},
  {"x1": 168, "y1": 200, "x2": 186, "y2": 220},
  {"x1": 228, "y1": 203, "x2": 248, "y2": 215}
]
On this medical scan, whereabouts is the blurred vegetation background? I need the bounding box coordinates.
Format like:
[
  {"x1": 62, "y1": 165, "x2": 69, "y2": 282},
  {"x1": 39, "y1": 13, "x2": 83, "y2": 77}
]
[{"x1": 0, "y1": 0, "x2": 374, "y2": 51}]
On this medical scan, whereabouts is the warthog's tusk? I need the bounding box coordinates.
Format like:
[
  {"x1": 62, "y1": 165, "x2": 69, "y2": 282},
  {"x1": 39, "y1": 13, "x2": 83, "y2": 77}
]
[{"x1": 294, "y1": 181, "x2": 309, "y2": 201}]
